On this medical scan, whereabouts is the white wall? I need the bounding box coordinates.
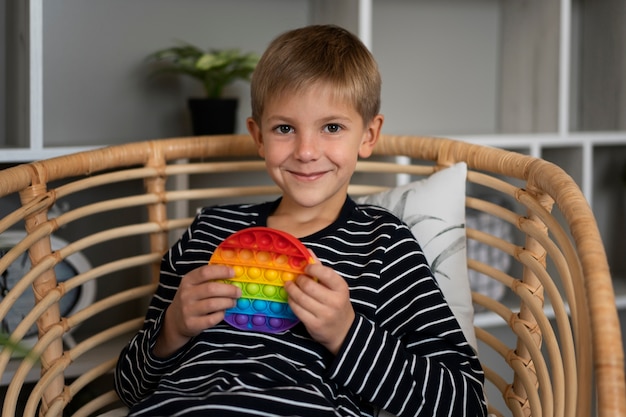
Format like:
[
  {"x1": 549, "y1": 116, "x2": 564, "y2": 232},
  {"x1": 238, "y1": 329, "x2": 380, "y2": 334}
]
[{"x1": 373, "y1": 0, "x2": 500, "y2": 135}]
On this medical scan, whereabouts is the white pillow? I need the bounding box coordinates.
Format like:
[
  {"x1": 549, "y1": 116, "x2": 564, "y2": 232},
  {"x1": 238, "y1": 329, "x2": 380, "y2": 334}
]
[{"x1": 356, "y1": 162, "x2": 477, "y2": 350}]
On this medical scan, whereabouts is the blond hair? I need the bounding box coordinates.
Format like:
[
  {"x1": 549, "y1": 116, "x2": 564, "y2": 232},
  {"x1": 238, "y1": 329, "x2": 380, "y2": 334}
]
[{"x1": 250, "y1": 25, "x2": 381, "y2": 125}]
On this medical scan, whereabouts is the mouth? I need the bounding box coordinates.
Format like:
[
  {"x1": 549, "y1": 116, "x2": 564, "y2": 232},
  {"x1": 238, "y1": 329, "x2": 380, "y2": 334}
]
[{"x1": 287, "y1": 169, "x2": 328, "y2": 182}]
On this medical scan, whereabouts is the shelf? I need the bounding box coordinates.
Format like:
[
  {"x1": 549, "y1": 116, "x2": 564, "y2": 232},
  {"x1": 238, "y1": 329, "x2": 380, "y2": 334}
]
[{"x1": 0, "y1": 146, "x2": 99, "y2": 163}]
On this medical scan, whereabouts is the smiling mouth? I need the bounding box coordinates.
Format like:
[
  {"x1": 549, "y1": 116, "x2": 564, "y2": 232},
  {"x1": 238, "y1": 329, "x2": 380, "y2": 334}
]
[{"x1": 288, "y1": 170, "x2": 327, "y2": 182}]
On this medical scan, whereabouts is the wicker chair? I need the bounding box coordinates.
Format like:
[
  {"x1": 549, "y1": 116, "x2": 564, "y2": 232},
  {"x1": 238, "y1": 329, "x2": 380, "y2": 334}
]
[{"x1": 0, "y1": 134, "x2": 624, "y2": 417}]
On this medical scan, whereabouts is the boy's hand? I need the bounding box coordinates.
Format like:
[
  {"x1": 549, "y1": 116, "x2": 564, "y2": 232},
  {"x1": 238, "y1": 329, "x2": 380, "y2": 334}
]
[
  {"x1": 284, "y1": 262, "x2": 355, "y2": 355},
  {"x1": 154, "y1": 264, "x2": 240, "y2": 357}
]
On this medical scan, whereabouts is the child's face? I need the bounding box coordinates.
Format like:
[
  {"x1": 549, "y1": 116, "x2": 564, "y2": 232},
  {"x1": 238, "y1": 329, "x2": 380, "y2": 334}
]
[{"x1": 247, "y1": 83, "x2": 383, "y2": 215}]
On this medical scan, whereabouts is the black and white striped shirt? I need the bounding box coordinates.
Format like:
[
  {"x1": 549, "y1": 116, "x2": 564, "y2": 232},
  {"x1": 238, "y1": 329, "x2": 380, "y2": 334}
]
[{"x1": 115, "y1": 198, "x2": 487, "y2": 417}]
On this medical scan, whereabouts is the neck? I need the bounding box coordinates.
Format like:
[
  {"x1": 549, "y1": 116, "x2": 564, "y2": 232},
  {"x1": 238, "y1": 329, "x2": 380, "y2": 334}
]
[{"x1": 267, "y1": 197, "x2": 345, "y2": 238}]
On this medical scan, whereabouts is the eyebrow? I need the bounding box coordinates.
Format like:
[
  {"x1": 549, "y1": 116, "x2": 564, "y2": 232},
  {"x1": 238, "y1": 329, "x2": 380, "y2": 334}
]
[{"x1": 265, "y1": 114, "x2": 354, "y2": 125}]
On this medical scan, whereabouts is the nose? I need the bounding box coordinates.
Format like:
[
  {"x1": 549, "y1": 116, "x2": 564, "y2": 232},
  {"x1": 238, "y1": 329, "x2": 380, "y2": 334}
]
[{"x1": 293, "y1": 132, "x2": 320, "y2": 162}]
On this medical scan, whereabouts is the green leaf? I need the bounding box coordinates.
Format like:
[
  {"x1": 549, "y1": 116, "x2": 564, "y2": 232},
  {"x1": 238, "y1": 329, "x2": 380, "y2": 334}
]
[
  {"x1": 145, "y1": 41, "x2": 259, "y2": 98},
  {"x1": 0, "y1": 333, "x2": 38, "y2": 360}
]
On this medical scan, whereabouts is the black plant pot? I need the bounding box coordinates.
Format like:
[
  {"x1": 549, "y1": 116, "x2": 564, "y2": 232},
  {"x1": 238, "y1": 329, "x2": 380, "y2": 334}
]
[{"x1": 187, "y1": 98, "x2": 238, "y2": 135}]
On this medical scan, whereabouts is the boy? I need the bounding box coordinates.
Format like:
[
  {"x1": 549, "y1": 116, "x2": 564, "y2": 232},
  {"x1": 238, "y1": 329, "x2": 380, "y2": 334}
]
[{"x1": 115, "y1": 24, "x2": 487, "y2": 417}]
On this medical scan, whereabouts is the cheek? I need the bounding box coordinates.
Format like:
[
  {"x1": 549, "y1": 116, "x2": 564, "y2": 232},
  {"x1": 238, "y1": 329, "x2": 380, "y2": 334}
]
[
  {"x1": 338, "y1": 143, "x2": 363, "y2": 165},
  {"x1": 262, "y1": 144, "x2": 289, "y2": 167}
]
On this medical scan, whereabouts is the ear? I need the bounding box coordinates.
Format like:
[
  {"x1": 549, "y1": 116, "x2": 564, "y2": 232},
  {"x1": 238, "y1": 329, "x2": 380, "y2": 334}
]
[
  {"x1": 358, "y1": 114, "x2": 384, "y2": 158},
  {"x1": 246, "y1": 117, "x2": 265, "y2": 158}
]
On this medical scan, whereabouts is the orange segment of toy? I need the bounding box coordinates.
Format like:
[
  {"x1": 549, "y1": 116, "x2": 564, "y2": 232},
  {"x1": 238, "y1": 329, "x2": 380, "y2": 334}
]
[{"x1": 210, "y1": 227, "x2": 314, "y2": 286}]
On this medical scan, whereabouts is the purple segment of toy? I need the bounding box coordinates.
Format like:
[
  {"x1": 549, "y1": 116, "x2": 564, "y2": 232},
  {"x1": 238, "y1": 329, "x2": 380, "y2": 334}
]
[
  {"x1": 224, "y1": 297, "x2": 298, "y2": 333},
  {"x1": 224, "y1": 312, "x2": 299, "y2": 333}
]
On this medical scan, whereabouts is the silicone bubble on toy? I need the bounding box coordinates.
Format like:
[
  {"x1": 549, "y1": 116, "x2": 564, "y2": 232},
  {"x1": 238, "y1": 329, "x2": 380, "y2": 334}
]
[{"x1": 209, "y1": 227, "x2": 314, "y2": 333}]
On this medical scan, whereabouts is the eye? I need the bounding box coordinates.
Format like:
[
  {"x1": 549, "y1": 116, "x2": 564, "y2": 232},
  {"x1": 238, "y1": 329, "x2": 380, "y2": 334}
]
[
  {"x1": 274, "y1": 125, "x2": 294, "y2": 135},
  {"x1": 324, "y1": 124, "x2": 342, "y2": 134}
]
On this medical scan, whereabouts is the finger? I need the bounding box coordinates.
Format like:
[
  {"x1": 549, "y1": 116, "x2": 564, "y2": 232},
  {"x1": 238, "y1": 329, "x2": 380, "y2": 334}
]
[
  {"x1": 174, "y1": 285, "x2": 239, "y2": 330},
  {"x1": 284, "y1": 280, "x2": 319, "y2": 321},
  {"x1": 304, "y1": 263, "x2": 345, "y2": 292},
  {"x1": 180, "y1": 277, "x2": 241, "y2": 302},
  {"x1": 178, "y1": 309, "x2": 227, "y2": 337},
  {"x1": 196, "y1": 295, "x2": 238, "y2": 316},
  {"x1": 199, "y1": 310, "x2": 227, "y2": 329},
  {"x1": 285, "y1": 276, "x2": 327, "y2": 314},
  {"x1": 186, "y1": 264, "x2": 235, "y2": 285},
  {"x1": 205, "y1": 280, "x2": 242, "y2": 299}
]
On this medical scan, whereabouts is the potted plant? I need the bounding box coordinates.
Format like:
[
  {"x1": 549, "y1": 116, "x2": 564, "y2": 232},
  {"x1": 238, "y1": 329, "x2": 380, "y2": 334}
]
[{"x1": 147, "y1": 41, "x2": 259, "y2": 135}]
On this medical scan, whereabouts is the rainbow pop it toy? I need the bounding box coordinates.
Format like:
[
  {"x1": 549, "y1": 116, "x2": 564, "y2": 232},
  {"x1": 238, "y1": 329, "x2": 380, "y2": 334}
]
[{"x1": 209, "y1": 227, "x2": 314, "y2": 333}]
